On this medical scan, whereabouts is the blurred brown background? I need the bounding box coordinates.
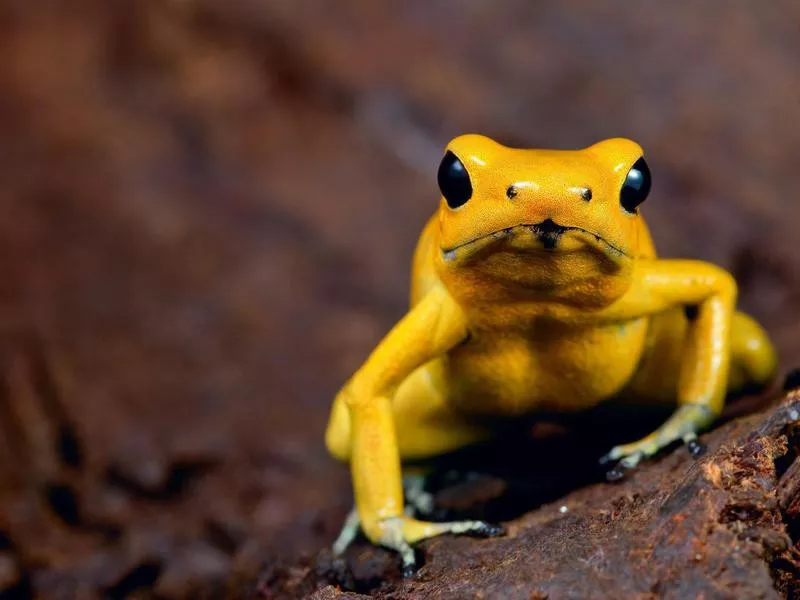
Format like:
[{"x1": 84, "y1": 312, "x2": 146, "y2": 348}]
[{"x1": 0, "y1": 1, "x2": 798, "y2": 596}]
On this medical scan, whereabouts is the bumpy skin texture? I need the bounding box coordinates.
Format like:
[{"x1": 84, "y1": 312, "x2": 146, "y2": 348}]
[{"x1": 325, "y1": 134, "x2": 778, "y2": 567}]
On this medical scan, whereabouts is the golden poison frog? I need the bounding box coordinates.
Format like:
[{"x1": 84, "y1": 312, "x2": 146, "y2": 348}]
[{"x1": 325, "y1": 134, "x2": 777, "y2": 574}]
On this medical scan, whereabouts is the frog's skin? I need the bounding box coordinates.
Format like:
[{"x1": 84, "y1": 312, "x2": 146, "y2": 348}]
[{"x1": 325, "y1": 134, "x2": 778, "y2": 573}]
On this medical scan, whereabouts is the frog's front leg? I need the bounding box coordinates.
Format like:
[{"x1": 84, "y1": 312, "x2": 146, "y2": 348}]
[
  {"x1": 339, "y1": 287, "x2": 502, "y2": 574},
  {"x1": 598, "y1": 259, "x2": 750, "y2": 479}
]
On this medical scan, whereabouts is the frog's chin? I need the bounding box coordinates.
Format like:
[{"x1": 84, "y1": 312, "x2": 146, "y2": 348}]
[{"x1": 441, "y1": 221, "x2": 629, "y2": 264}]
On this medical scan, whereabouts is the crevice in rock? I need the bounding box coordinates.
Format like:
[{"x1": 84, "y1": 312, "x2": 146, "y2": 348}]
[
  {"x1": 0, "y1": 333, "x2": 87, "y2": 492},
  {"x1": 105, "y1": 459, "x2": 214, "y2": 501},
  {"x1": 316, "y1": 548, "x2": 406, "y2": 597},
  {"x1": 768, "y1": 419, "x2": 800, "y2": 597},
  {"x1": 55, "y1": 425, "x2": 83, "y2": 470},
  {"x1": 103, "y1": 560, "x2": 163, "y2": 600},
  {"x1": 0, "y1": 531, "x2": 32, "y2": 600},
  {"x1": 41, "y1": 481, "x2": 121, "y2": 540},
  {"x1": 24, "y1": 335, "x2": 85, "y2": 472},
  {"x1": 774, "y1": 423, "x2": 800, "y2": 483},
  {"x1": 203, "y1": 519, "x2": 242, "y2": 557},
  {"x1": 782, "y1": 369, "x2": 800, "y2": 393},
  {"x1": 43, "y1": 482, "x2": 82, "y2": 527},
  {"x1": 0, "y1": 575, "x2": 34, "y2": 600},
  {"x1": 719, "y1": 501, "x2": 769, "y2": 526}
]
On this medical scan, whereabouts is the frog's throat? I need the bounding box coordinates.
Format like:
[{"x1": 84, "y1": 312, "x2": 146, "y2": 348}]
[{"x1": 440, "y1": 220, "x2": 630, "y2": 262}]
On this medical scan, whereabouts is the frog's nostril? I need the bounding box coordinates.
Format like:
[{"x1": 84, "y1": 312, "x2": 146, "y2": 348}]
[
  {"x1": 506, "y1": 185, "x2": 518, "y2": 200},
  {"x1": 581, "y1": 187, "x2": 593, "y2": 202}
]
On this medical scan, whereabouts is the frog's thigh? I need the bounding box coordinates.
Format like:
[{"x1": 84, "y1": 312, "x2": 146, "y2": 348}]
[
  {"x1": 623, "y1": 308, "x2": 776, "y2": 402},
  {"x1": 727, "y1": 311, "x2": 777, "y2": 391},
  {"x1": 325, "y1": 360, "x2": 490, "y2": 463}
]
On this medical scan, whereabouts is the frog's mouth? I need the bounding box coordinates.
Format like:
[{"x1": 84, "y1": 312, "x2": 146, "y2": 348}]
[
  {"x1": 441, "y1": 219, "x2": 630, "y2": 262},
  {"x1": 529, "y1": 219, "x2": 569, "y2": 250}
]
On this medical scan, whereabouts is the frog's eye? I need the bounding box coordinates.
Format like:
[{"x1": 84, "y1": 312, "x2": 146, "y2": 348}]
[
  {"x1": 438, "y1": 151, "x2": 472, "y2": 209},
  {"x1": 620, "y1": 157, "x2": 651, "y2": 213}
]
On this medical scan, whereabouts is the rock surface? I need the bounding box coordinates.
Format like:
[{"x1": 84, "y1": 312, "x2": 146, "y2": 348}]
[
  {"x1": 261, "y1": 388, "x2": 800, "y2": 599},
  {"x1": 0, "y1": 1, "x2": 799, "y2": 598}
]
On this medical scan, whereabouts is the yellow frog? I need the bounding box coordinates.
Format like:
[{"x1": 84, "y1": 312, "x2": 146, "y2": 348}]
[{"x1": 325, "y1": 134, "x2": 777, "y2": 574}]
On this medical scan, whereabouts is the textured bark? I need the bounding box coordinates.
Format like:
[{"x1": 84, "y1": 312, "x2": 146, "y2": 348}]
[{"x1": 260, "y1": 391, "x2": 800, "y2": 599}]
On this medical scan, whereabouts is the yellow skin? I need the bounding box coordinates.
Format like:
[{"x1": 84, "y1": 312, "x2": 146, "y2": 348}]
[{"x1": 325, "y1": 134, "x2": 777, "y2": 572}]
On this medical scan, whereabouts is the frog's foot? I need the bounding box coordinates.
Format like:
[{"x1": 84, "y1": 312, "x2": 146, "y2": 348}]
[
  {"x1": 333, "y1": 509, "x2": 503, "y2": 577},
  {"x1": 332, "y1": 475, "x2": 437, "y2": 557},
  {"x1": 376, "y1": 516, "x2": 505, "y2": 577},
  {"x1": 599, "y1": 404, "x2": 715, "y2": 481}
]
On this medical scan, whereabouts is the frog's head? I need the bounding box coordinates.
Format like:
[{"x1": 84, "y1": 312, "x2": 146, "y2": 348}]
[{"x1": 434, "y1": 134, "x2": 654, "y2": 303}]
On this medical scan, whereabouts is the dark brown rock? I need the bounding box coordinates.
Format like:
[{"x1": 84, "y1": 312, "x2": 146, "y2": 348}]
[{"x1": 260, "y1": 394, "x2": 800, "y2": 598}]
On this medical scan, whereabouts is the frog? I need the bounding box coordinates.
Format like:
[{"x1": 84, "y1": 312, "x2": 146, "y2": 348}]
[{"x1": 324, "y1": 134, "x2": 778, "y2": 574}]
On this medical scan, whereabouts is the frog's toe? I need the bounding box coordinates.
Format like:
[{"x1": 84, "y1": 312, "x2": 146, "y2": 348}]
[
  {"x1": 403, "y1": 473, "x2": 436, "y2": 517},
  {"x1": 599, "y1": 443, "x2": 648, "y2": 467},
  {"x1": 601, "y1": 410, "x2": 714, "y2": 480},
  {"x1": 600, "y1": 436, "x2": 664, "y2": 480},
  {"x1": 379, "y1": 518, "x2": 417, "y2": 576},
  {"x1": 686, "y1": 437, "x2": 706, "y2": 457},
  {"x1": 603, "y1": 451, "x2": 645, "y2": 481},
  {"x1": 401, "y1": 562, "x2": 417, "y2": 579},
  {"x1": 332, "y1": 507, "x2": 361, "y2": 556},
  {"x1": 376, "y1": 516, "x2": 503, "y2": 576},
  {"x1": 598, "y1": 448, "x2": 620, "y2": 465},
  {"x1": 394, "y1": 520, "x2": 502, "y2": 576},
  {"x1": 471, "y1": 522, "x2": 505, "y2": 537}
]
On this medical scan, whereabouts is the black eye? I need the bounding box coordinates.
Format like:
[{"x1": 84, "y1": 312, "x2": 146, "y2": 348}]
[
  {"x1": 437, "y1": 151, "x2": 472, "y2": 209},
  {"x1": 620, "y1": 157, "x2": 651, "y2": 213}
]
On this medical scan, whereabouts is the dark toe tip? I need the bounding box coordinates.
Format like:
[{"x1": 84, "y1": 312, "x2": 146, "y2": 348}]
[
  {"x1": 687, "y1": 439, "x2": 706, "y2": 457},
  {"x1": 479, "y1": 523, "x2": 506, "y2": 537},
  {"x1": 401, "y1": 564, "x2": 416, "y2": 578},
  {"x1": 783, "y1": 368, "x2": 800, "y2": 392},
  {"x1": 606, "y1": 464, "x2": 630, "y2": 482}
]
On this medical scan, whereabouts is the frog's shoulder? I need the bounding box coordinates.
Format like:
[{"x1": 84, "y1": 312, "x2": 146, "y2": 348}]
[
  {"x1": 410, "y1": 213, "x2": 443, "y2": 306},
  {"x1": 634, "y1": 214, "x2": 658, "y2": 260}
]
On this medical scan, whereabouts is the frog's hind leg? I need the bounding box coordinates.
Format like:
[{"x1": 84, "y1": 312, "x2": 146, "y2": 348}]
[
  {"x1": 601, "y1": 308, "x2": 777, "y2": 479},
  {"x1": 726, "y1": 311, "x2": 778, "y2": 394}
]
